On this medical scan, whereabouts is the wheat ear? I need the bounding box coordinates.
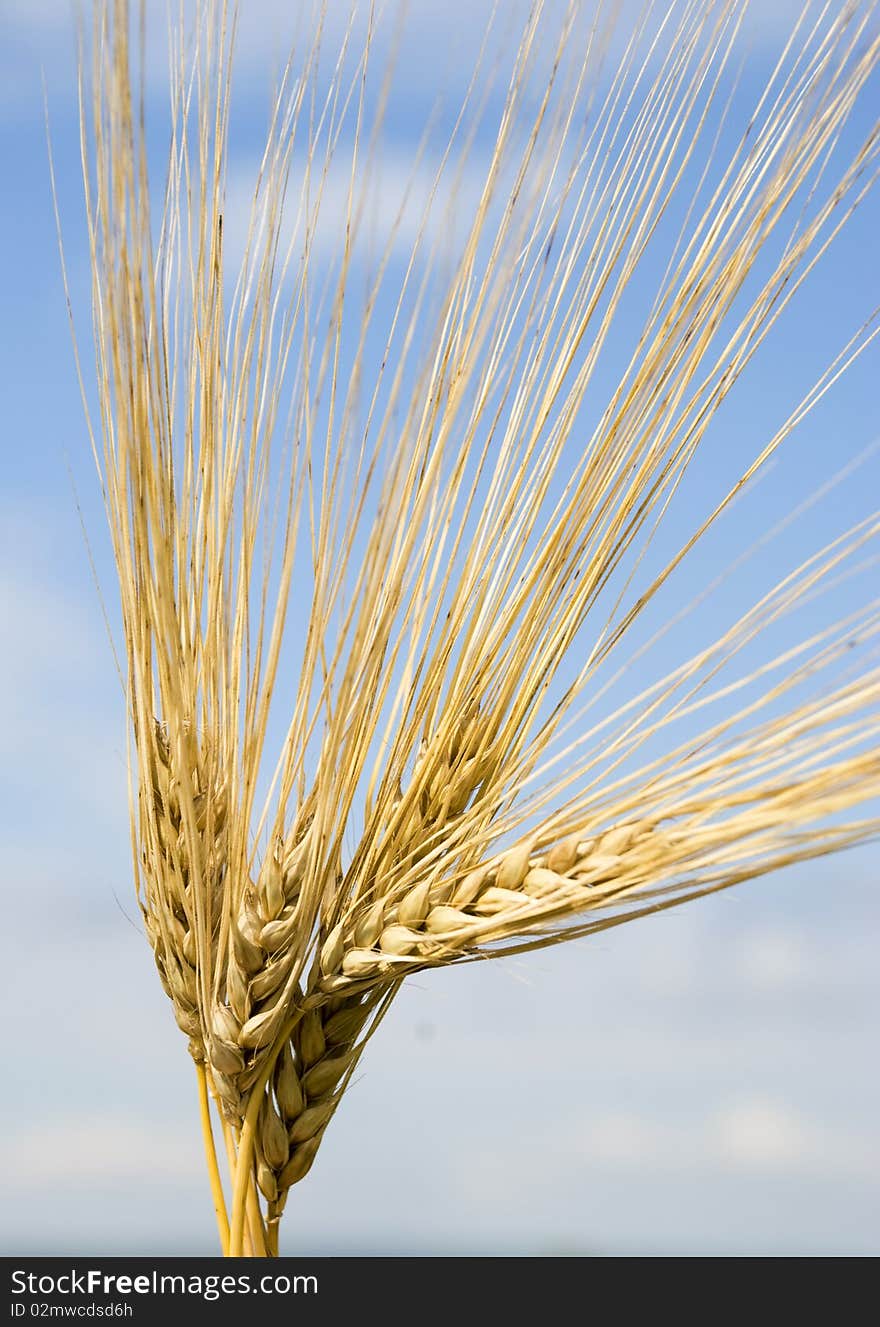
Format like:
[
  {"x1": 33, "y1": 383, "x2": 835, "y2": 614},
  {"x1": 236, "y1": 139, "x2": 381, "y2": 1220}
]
[{"x1": 70, "y1": 0, "x2": 880, "y2": 1255}]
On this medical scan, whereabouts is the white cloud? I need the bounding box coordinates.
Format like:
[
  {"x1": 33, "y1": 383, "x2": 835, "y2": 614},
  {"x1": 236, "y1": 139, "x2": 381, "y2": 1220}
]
[
  {"x1": 5, "y1": 0, "x2": 845, "y2": 118},
  {"x1": 0, "y1": 515, "x2": 127, "y2": 831},
  {"x1": 735, "y1": 928, "x2": 811, "y2": 991},
  {"x1": 0, "y1": 568, "x2": 95, "y2": 691},
  {"x1": 221, "y1": 145, "x2": 486, "y2": 274},
  {"x1": 576, "y1": 1112, "x2": 671, "y2": 1168},
  {"x1": 564, "y1": 1096, "x2": 880, "y2": 1182},
  {"x1": 3, "y1": 1117, "x2": 203, "y2": 1188},
  {"x1": 1, "y1": 0, "x2": 515, "y2": 111},
  {"x1": 714, "y1": 1100, "x2": 813, "y2": 1169}
]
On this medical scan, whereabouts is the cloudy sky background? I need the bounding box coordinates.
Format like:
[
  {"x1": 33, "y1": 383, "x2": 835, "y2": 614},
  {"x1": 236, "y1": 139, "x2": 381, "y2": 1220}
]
[{"x1": 1, "y1": 0, "x2": 878, "y2": 1255}]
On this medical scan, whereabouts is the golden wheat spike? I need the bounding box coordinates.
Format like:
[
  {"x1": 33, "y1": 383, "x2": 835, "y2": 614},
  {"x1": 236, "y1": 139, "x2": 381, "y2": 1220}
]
[{"x1": 71, "y1": 0, "x2": 880, "y2": 1255}]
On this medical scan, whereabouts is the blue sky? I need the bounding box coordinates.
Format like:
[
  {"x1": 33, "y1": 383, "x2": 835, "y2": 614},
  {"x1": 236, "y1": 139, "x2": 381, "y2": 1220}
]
[{"x1": 1, "y1": 0, "x2": 878, "y2": 1255}]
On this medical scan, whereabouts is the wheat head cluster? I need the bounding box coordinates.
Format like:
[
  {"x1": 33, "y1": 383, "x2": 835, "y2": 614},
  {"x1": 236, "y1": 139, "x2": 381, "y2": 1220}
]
[{"x1": 70, "y1": 0, "x2": 880, "y2": 1255}]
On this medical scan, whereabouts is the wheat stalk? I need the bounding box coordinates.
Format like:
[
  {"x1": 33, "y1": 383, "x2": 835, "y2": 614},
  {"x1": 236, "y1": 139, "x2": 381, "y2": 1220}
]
[{"x1": 67, "y1": 0, "x2": 880, "y2": 1255}]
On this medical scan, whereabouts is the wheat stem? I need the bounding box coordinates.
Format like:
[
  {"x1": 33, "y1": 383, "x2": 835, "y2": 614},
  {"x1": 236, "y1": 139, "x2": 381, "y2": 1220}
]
[
  {"x1": 246, "y1": 1178, "x2": 268, "y2": 1258},
  {"x1": 219, "y1": 1115, "x2": 266, "y2": 1256},
  {"x1": 228, "y1": 1095, "x2": 262, "y2": 1259},
  {"x1": 195, "y1": 1063, "x2": 229, "y2": 1255}
]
